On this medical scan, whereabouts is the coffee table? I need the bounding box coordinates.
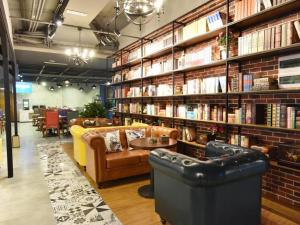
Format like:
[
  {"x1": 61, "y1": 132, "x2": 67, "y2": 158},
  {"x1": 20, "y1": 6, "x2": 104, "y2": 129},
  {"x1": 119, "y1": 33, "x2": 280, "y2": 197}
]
[{"x1": 130, "y1": 137, "x2": 177, "y2": 198}]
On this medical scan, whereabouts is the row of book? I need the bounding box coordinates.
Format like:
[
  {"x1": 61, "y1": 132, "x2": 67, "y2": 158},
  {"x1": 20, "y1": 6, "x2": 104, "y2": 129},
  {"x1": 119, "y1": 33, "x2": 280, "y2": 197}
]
[
  {"x1": 234, "y1": 0, "x2": 287, "y2": 21},
  {"x1": 182, "y1": 11, "x2": 225, "y2": 41},
  {"x1": 230, "y1": 73, "x2": 254, "y2": 92},
  {"x1": 145, "y1": 104, "x2": 173, "y2": 117},
  {"x1": 238, "y1": 20, "x2": 300, "y2": 56},
  {"x1": 230, "y1": 134, "x2": 250, "y2": 148},
  {"x1": 143, "y1": 84, "x2": 173, "y2": 97},
  {"x1": 176, "y1": 104, "x2": 226, "y2": 121},
  {"x1": 228, "y1": 103, "x2": 256, "y2": 124},
  {"x1": 267, "y1": 104, "x2": 300, "y2": 129}
]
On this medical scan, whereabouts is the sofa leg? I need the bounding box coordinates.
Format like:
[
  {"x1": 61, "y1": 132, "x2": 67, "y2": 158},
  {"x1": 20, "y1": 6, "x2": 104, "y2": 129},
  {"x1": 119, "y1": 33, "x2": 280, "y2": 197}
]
[{"x1": 160, "y1": 217, "x2": 167, "y2": 225}]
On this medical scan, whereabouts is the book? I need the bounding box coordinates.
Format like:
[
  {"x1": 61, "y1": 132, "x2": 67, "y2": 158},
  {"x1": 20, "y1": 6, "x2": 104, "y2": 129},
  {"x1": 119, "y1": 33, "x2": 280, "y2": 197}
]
[
  {"x1": 294, "y1": 20, "x2": 300, "y2": 39},
  {"x1": 262, "y1": 0, "x2": 272, "y2": 9}
]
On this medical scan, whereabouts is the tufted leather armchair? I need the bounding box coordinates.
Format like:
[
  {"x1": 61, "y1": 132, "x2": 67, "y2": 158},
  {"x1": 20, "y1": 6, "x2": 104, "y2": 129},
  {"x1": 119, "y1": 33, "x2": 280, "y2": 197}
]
[
  {"x1": 82, "y1": 126, "x2": 179, "y2": 187},
  {"x1": 149, "y1": 142, "x2": 268, "y2": 225}
]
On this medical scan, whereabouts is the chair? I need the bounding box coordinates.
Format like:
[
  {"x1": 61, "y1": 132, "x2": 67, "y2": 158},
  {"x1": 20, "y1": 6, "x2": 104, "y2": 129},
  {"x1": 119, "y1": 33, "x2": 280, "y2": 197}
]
[
  {"x1": 149, "y1": 142, "x2": 268, "y2": 225},
  {"x1": 42, "y1": 111, "x2": 60, "y2": 137}
]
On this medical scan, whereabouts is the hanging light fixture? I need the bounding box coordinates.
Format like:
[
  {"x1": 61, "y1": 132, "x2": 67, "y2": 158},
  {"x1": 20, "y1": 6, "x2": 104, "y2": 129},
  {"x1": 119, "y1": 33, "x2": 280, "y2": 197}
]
[
  {"x1": 92, "y1": 84, "x2": 96, "y2": 89},
  {"x1": 79, "y1": 87, "x2": 84, "y2": 91},
  {"x1": 115, "y1": 0, "x2": 164, "y2": 26},
  {"x1": 65, "y1": 28, "x2": 95, "y2": 66},
  {"x1": 57, "y1": 83, "x2": 63, "y2": 88},
  {"x1": 50, "y1": 86, "x2": 55, "y2": 91}
]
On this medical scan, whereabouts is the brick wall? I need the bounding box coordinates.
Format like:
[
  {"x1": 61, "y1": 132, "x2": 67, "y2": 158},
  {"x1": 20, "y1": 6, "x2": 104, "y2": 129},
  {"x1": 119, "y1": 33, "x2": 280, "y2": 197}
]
[{"x1": 113, "y1": 0, "x2": 300, "y2": 209}]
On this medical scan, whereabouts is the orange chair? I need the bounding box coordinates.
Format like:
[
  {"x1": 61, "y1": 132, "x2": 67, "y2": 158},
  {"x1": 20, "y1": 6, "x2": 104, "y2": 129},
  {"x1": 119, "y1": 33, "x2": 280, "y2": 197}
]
[{"x1": 42, "y1": 111, "x2": 60, "y2": 138}]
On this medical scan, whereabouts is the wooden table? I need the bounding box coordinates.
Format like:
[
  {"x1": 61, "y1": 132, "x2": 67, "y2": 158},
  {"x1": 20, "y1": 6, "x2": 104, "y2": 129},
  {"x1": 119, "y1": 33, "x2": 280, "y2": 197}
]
[{"x1": 129, "y1": 137, "x2": 177, "y2": 199}]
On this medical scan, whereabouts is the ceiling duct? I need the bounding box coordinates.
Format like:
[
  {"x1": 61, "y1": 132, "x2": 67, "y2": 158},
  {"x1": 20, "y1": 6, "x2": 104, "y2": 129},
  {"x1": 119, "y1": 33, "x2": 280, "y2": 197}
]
[{"x1": 48, "y1": 0, "x2": 69, "y2": 39}]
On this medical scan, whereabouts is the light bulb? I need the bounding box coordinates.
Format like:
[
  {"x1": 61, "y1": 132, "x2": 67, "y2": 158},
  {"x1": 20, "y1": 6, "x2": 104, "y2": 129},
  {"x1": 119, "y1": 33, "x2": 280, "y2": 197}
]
[{"x1": 89, "y1": 50, "x2": 95, "y2": 58}]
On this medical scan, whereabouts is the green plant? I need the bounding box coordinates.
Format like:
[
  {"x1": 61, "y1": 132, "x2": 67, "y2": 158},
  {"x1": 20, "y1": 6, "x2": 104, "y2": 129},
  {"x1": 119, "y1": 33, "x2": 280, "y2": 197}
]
[
  {"x1": 216, "y1": 31, "x2": 232, "y2": 47},
  {"x1": 79, "y1": 102, "x2": 106, "y2": 118}
]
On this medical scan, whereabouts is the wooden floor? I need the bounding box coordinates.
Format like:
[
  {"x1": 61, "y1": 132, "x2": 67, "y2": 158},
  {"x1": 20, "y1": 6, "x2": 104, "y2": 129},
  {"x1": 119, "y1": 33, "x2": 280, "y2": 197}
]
[{"x1": 62, "y1": 143, "x2": 300, "y2": 225}]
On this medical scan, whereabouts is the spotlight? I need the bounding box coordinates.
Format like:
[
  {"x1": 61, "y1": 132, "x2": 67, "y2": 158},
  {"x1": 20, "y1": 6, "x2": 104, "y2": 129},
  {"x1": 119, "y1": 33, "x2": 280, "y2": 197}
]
[
  {"x1": 64, "y1": 80, "x2": 70, "y2": 84},
  {"x1": 41, "y1": 81, "x2": 47, "y2": 86},
  {"x1": 106, "y1": 81, "x2": 111, "y2": 86},
  {"x1": 92, "y1": 84, "x2": 96, "y2": 89},
  {"x1": 20, "y1": 79, "x2": 23, "y2": 82},
  {"x1": 50, "y1": 86, "x2": 55, "y2": 91},
  {"x1": 79, "y1": 87, "x2": 83, "y2": 91},
  {"x1": 55, "y1": 16, "x2": 64, "y2": 26},
  {"x1": 18, "y1": 74, "x2": 23, "y2": 78},
  {"x1": 57, "y1": 83, "x2": 62, "y2": 88}
]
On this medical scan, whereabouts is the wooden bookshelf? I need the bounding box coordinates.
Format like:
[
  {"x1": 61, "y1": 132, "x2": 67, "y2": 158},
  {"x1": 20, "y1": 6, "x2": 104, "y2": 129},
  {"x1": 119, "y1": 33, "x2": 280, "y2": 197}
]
[
  {"x1": 110, "y1": 0, "x2": 300, "y2": 142},
  {"x1": 228, "y1": 0, "x2": 300, "y2": 29}
]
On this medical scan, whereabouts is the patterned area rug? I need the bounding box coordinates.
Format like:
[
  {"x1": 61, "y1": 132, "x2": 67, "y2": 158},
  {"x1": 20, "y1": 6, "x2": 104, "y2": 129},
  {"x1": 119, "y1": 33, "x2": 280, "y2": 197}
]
[{"x1": 38, "y1": 142, "x2": 122, "y2": 225}]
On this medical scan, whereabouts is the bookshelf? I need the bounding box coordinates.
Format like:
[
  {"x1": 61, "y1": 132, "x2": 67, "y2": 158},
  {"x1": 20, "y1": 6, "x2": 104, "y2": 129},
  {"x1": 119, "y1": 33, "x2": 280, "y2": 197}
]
[{"x1": 109, "y1": 0, "x2": 300, "y2": 155}]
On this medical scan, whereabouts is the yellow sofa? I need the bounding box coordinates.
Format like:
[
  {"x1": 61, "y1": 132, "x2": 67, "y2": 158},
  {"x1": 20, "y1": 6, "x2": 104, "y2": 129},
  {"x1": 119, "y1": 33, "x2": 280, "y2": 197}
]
[{"x1": 70, "y1": 123, "x2": 149, "y2": 166}]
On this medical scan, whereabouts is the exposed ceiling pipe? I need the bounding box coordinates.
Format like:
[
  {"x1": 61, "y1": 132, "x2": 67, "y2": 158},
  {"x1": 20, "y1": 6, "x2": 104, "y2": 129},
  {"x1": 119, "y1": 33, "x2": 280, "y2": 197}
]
[
  {"x1": 28, "y1": 0, "x2": 36, "y2": 32},
  {"x1": 14, "y1": 37, "x2": 44, "y2": 44},
  {"x1": 30, "y1": 0, "x2": 41, "y2": 32},
  {"x1": 32, "y1": 0, "x2": 46, "y2": 32}
]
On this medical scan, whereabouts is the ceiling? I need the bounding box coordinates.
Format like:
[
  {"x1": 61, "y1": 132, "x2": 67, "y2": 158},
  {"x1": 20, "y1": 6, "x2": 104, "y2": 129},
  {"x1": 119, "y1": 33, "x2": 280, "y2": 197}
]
[{"x1": 6, "y1": 0, "x2": 131, "y2": 84}]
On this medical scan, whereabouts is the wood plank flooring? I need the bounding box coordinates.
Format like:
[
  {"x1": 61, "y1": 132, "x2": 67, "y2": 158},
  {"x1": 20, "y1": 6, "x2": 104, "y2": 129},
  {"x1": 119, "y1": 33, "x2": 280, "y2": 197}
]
[{"x1": 62, "y1": 143, "x2": 300, "y2": 225}]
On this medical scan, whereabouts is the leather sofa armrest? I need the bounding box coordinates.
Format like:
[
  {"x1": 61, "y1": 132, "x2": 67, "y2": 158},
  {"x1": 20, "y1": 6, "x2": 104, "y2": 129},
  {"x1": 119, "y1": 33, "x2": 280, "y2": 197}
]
[
  {"x1": 150, "y1": 126, "x2": 179, "y2": 140},
  {"x1": 82, "y1": 130, "x2": 107, "y2": 181},
  {"x1": 70, "y1": 125, "x2": 85, "y2": 137}
]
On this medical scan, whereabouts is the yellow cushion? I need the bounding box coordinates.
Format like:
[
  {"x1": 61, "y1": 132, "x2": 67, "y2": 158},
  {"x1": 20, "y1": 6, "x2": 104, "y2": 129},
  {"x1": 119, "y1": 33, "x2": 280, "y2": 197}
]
[{"x1": 70, "y1": 123, "x2": 149, "y2": 166}]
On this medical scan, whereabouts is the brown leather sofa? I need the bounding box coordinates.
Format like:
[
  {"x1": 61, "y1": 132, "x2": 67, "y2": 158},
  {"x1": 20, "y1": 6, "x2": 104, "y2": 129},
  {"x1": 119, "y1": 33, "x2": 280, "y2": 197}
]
[
  {"x1": 69, "y1": 117, "x2": 111, "y2": 127},
  {"x1": 82, "y1": 126, "x2": 179, "y2": 187}
]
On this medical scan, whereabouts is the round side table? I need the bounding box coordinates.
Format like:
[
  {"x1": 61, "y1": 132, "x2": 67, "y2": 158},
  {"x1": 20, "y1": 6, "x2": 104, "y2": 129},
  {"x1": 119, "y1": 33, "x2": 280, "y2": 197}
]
[{"x1": 129, "y1": 137, "x2": 177, "y2": 199}]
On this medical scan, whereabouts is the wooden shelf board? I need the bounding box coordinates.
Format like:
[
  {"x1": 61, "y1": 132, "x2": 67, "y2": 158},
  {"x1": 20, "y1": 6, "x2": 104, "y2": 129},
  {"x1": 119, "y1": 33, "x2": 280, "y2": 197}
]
[
  {"x1": 228, "y1": 88, "x2": 300, "y2": 95},
  {"x1": 178, "y1": 140, "x2": 206, "y2": 148},
  {"x1": 228, "y1": 123, "x2": 300, "y2": 132},
  {"x1": 228, "y1": 43, "x2": 300, "y2": 62},
  {"x1": 228, "y1": 0, "x2": 300, "y2": 29},
  {"x1": 143, "y1": 70, "x2": 174, "y2": 79},
  {"x1": 175, "y1": 60, "x2": 226, "y2": 73},
  {"x1": 175, "y1": 27, "x2": 226, "y2": 48}
]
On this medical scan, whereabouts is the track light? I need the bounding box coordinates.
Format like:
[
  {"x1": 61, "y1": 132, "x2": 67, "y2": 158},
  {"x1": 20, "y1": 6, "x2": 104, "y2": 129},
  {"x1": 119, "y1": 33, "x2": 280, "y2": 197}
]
[
  {"x1": 92, "y1": 84, "x2": 96, "y2": 89},
  {"x1": 114, "y1": 29, "x2": 121, "y2": 37},
  {"x1": 57, "y1": 83, "x2": 62, "y2": 88},
  {"x1": 64, "y1": 80, "x2": 70, "y2": 84},
  {"x1": 50, "y1": 86, "x2": 55, "y2": 91},
  {"x1": 79, "y1": 87, "x2": 83, "y2": 91},
  {"x1": 100, "y1": 38, "x2": 107, "y2": 46},
  {"x1": 105, "y1": 35, "x2": 113, "y2": 43},
  {"x1": 55, "y1": 15, "x2": 64, "y2": 26},
  {"x1": 106, "y1": 81, "x2": 111, "y2": 86}
]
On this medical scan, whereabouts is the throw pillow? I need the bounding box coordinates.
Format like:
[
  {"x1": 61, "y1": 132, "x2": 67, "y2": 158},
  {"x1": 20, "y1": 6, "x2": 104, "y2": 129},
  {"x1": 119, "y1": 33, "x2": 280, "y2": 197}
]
[
  {"x1": 125, "y1": 129, "x2": 145, "y2": 150},
  {"x1": 101, "y1": 130, "x2": 123, "y2": 153}
]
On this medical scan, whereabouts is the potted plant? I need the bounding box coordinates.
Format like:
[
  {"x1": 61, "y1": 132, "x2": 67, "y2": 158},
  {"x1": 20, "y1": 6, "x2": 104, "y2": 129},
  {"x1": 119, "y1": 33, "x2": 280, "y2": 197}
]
[
  {"x1": 79, "y1": 102, "x2": 106, "y2": 118},
  {"x1": 216, "y1": 31, "x2": 232, "y2": 59}
]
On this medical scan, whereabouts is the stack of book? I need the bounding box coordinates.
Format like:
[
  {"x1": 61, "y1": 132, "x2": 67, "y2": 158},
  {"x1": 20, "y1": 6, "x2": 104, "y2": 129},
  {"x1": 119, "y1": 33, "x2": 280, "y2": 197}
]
[
  {"x1": 185, "y1": 46, "x2": 212, "y2": 67},
  {"x1": 175, "y1": 104, "x2": 226, "y2": 121},
  {"x1": 114, "y1": 87, "x2": 122, "y2": 98},
  {"x1": 267, "y1": 104, "x2": 300, "y2": 129},
  {"x1": 143, "y1": 85, "x2": 156, "y2": 96},
  {"x1": 230, "y1": 73, "x2": 253, "y2": 92},
  {"x1": 127, "y1": 87, "x2": 141, "y2": 97},
  {"x1": 143, "y1": 31, "x2": 179, "y2": 56},
  {"x1": 230, "y1": 134, "x2": 250, "y2": 148},
  {"x1": 228, "y1": 103, "x2": 256, "y2": 124},
  {"x1": 126, "y1": 67, "x2": 142, "y2": 80},
  {"x1": 157, "y1": 84, "x2": 173, "y2": 96},
  {"x1": 146, "y1": 104, "x2": 172, "y2": 117},
  {"x1": 252, "y1": 77, "x2": 278, "y2": 91},
  {"x1": 129, "y1": 103, "x2": 142, "y2": 114},
  {"x1": 128, "y1": 49, "x2": 142, "y2": 62},
  {"x1": 112, "y1": 73, "x2": 122, "y2": 83},
  {"x1": 238, "y1": 20, "x2": 299, "y2": 56}
]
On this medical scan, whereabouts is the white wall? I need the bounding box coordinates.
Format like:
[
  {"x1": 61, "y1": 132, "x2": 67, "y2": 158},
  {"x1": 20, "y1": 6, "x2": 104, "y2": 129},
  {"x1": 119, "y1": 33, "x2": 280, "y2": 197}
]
[
  {"x1": 17, "y1": 83, "x2": 99, "y2": 110},
  {"x1": 119, "y1": 0, "x2": 209, "y2": 49}
]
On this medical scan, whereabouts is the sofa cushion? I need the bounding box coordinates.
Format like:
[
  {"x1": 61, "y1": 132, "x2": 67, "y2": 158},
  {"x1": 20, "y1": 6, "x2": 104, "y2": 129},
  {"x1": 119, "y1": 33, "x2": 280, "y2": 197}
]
[
  {"x1": 101, "y1": 130, "x2": 123, "y2": 153},
  {"x1": 106, "y1": 150, "x2": 143, "y2": 169},
  {"x1": 125, "y1": 129, "x2": 146, "y2": 149}
]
